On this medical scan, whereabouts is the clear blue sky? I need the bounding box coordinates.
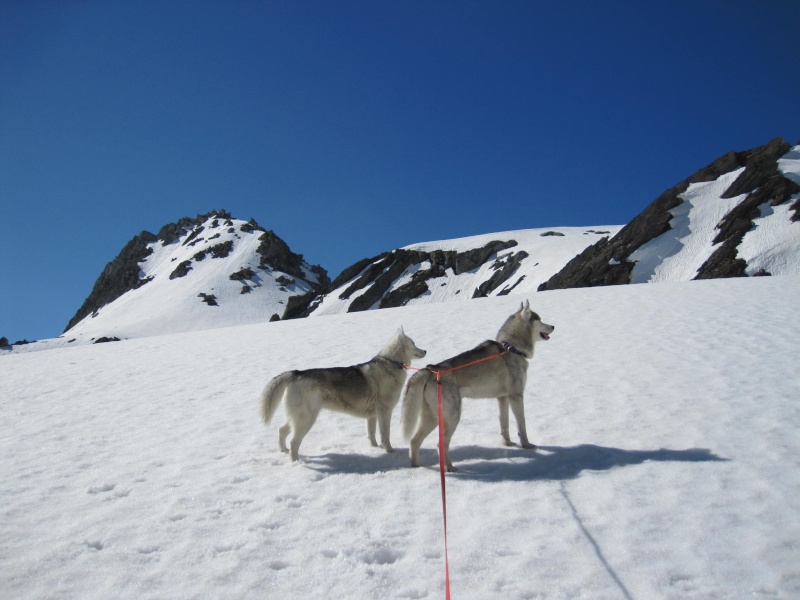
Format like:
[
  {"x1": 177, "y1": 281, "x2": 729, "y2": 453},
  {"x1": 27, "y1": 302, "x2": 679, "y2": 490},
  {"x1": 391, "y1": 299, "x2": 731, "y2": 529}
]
[{"x1": 2, "y1": 0, "x2": 799, "y2": 342}]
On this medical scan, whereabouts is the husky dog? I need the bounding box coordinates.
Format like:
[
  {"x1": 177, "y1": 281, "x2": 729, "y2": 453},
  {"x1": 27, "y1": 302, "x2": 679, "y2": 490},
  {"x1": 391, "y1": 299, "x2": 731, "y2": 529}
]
[
  {"x1": 401, "y1": 301, "x2": 553, "y2": 471},
  {"x1": 261, "y1": 328, "x2": 426, "y2": 461}
]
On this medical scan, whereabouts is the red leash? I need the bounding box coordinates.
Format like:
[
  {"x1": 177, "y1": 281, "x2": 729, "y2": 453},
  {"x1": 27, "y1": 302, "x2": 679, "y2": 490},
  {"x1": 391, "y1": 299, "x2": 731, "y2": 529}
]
[
  {"x1": 408, "y1": 347, "x2": 509, "y2": 600},
  {"x1": 434, "y1": 370, "x2": 451, "y2": 600}
]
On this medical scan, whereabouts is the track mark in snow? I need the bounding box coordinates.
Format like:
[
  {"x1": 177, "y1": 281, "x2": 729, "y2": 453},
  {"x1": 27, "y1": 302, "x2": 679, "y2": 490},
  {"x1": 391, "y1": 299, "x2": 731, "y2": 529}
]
[
  {"x1": 232, "y1": 475, "x2": 249, "y2": 483},
  {"x1": 275, "y1": 493, "x2": 303, "y2": 508},
  {"x1": 213, "y1": 542, "x2": 245, "y2": 554},
  {"x1": 84, "y1": 540, "x2": 104, "y2": 551},
  {"x1": 269, "y1": 560, "x2": 290, "y2": 570},
  {"x1": 360, "y1": 543, "x2": 404, "y2": 565},
  {"x1": 560, "y1": 482, "x2": 633, "y2": 600},
  {"x1": 249, "y1": 520, "x2": 282, "y2": 532},
  {"x1": 168, "y1": 513, "x2": 187, "y2": 522},
  {"x1": 87, "y1": 483, "x2": 115, "y2": 494}
]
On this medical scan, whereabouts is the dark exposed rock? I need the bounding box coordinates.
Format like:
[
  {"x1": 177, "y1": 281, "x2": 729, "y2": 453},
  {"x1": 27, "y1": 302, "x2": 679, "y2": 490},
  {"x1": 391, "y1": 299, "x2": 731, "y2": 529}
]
[
  {"x1": 230, "y1": 267, "x2": 256, "y2": 281},
  {"x1": 240, "y1": 285, "x2": 251, "y2": 294},
  {"x1": 94, "y1": 336, "x2": 121, "y2": 344},
  {"x1": 0, "y1": 337, "x2": 9, "y2": 348},
  {"x1": 696, "y1": 139, "x2": 800, "y2": 279},
  {"x1": 380, "y1": 278, "x2": 430, "y2": 309},
  {"x1": 454, "y1": 240, "x2": 517, "y2": 274},
  {"x1": 325, "y1": 240, "x2": 520, "y2": 313},
  {"x1": 473, "y1": 251, "x2": 529, "y2": 298},
  {"x1": 65, "y1": 210, "x2": 328, "y2": 332},
  {"x1": 169, "y1": 260, "x2": 193, "y2": 279},
  {"x1": 192, "y1": 240, "x2": 235, "y2": 262},
  {"x1": 540, "y1": 231, "x2": 565, "y2": 237},
  {"x1": 65, "y1": 229, "x2": 158, "y2": 331},
  {"x1": 281, "y1": 290, "x2": 320, "y2": 320},
  {"x1": 269, "y1": 313, "x2": 281, "y2": 322},
  {"x1": 255, "y1": 230, "x2": 330, "y2": 290},
  {"x1": 198, "y1": 293, "x2": 218, "y2": 306},
  {"x1": 539, "y1": 137, "x2": 799, "y2": 291}
]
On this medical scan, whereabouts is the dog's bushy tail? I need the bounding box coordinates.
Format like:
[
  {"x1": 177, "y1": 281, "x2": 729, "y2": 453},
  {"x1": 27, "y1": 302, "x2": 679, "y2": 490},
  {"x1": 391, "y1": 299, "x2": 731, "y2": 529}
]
[
  {"x1": 260, "y1": 372, "x2": 293, "y2": 424},
  {"x1": 401, "y1": 369, "x2": 431, "y2": 440}
]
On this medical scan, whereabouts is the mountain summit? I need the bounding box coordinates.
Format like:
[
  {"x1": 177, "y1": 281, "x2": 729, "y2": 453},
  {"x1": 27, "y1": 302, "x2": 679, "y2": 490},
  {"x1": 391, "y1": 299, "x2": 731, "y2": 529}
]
[{"x1": 64, "y1": 211, "x2": 328, "y2": 341}]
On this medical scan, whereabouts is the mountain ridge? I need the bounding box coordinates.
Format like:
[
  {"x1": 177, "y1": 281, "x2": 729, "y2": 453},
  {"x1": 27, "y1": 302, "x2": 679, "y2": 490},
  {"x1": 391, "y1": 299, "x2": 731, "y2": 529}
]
[
  {"x1": 3, "y1": 137, "x2": 798, "y2": 353},
  {"x1": 538, "y1": 137, "x2": 800, "y2": 290}
]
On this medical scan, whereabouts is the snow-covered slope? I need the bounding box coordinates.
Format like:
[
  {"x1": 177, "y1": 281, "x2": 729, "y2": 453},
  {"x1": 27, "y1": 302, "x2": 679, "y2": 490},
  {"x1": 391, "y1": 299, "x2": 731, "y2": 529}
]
[
  {"x1": 630, "y1": 148, "x2": 800, "y2": 282},
  {"x1": 61, "y1": 212, "x2": 327, "y2": 345},
  {"x1": 541, "y1": 138, "x2": 800, "y2": 290},
  {"x1": 308, "y1": 226, "x2": 621, "y2": 317},
  {"x1": 1, "y1": 276, "x2": 798, "y2": 599}
]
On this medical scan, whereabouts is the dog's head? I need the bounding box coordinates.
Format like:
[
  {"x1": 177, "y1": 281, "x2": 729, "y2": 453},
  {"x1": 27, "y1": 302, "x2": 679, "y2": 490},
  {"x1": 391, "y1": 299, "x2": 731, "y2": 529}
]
[
  {"x1": 520, "y1": 301, "x2": 555, "y2": 342},
  {"x1": 395, "y1": 327, "x2": 427, "y2": 361},
  {"x1": 498, "y1": 301, "x2": 554, "y2": 356}
]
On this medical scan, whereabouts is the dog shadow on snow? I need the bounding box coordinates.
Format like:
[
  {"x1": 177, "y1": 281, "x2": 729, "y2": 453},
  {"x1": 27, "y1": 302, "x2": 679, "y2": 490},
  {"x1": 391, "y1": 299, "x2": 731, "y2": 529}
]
[{"x1": 305, "y1": 444, "x2": 729, "y2": 481}]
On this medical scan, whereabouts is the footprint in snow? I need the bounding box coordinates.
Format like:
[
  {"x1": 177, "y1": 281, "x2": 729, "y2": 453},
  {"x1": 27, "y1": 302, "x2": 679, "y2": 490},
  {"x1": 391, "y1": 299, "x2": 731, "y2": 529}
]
[
  {"x1": 84, "y1": 539, "x2": 104, "y2": 551},
  {"x1": 88, "y1": 483, "x2": 115, "y2": 495}
]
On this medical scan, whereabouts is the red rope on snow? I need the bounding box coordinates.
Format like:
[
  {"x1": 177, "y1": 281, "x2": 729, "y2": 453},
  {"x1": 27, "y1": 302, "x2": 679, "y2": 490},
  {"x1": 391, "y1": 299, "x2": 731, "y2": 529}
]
[{"x1": 407, "y1": 348, "x2": 509, "y2": 599}]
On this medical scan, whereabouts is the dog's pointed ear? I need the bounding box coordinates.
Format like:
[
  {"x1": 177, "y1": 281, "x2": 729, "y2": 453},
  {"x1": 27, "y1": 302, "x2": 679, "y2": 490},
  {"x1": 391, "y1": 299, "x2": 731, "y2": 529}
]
[
  {"x1": 398, "y1": 326, "x2": 405, "y2": 335},
  {"x1": 524, "y1": 300, "x2": 531, "y2": 311}
]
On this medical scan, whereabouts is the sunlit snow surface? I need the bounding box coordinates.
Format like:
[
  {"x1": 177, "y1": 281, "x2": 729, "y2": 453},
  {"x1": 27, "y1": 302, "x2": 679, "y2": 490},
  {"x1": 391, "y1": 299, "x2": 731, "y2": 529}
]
[
  {"x1": 630, "y1": 145, "x2": 800, "y2": 283},
  {"x1": 741, "y1": 145, "x2": 800, "y2": 275},
  {"x1": 2, "y1": 277, "x2": 799, "y2": 599},
  {"x1": 311, "y1": 226, "x2": 622, "y2": 316}
]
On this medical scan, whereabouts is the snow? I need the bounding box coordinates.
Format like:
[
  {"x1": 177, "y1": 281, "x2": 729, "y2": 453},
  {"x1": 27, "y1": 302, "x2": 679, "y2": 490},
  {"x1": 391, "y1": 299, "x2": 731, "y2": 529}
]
[
  {"x1": 629, "y1": 168, "x2": 748, "y2": 283},
  {"x1": 629, "y1": 145, "x2": 800, "y2": 284},
  {"x1": 311, "y1": 227, "x2": 621, "y2": 316},
  {"x1": 63, "y1": 215, "x2": 318, "y2": 343},
  {"x1": 777, "y1": 145, "x2": 800, "y2": 186},
  {"x1": 3, "y1": 276, "x2": 800, "y2": 599},
  {"x1": 739, "y1": 202, "x2": 800, "y2": 275}
]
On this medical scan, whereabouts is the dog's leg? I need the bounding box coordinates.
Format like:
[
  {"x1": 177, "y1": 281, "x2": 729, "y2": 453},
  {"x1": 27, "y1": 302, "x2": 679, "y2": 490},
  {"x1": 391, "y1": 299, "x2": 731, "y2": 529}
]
[
  {"x1": 409, "y1": 405, "x2": 437, "y2": 468},
  {"x1": 509, "y1": 394, "x2": 536, "y2": 449},
  {"x1": 377, "y1": 404, "x2": 394, "y2": 452},
  {"x1": 497, "y1": 396, "x2": 513, "y2": 446},
  {"x1": 367, "y1": 416, "x2": 378, "y2": 447},
  {"x1": 288, "y1": 410, "x2": 319, "y2": 462},
  {"x1": 278, "y1": 423, "x2": 291, "y2": 453},
  {"x1": 441, "y1": 392, "x2": 461, "y2": 472}
]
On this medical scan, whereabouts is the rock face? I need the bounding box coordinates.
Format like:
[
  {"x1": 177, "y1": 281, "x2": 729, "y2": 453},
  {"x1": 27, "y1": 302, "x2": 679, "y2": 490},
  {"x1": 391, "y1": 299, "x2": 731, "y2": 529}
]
[
  {"x1": 285, "y1": 240, "x2": 523, "y2": 318},
  {"x1": 66, "y1": 230, "x2": 158, "y2": 331},
  {"x1": 65, "y1": 210, "x2": 329, "y2": 333},
  {"x1": 539, "y1": 138, "x2": 800, "y2": 291}
]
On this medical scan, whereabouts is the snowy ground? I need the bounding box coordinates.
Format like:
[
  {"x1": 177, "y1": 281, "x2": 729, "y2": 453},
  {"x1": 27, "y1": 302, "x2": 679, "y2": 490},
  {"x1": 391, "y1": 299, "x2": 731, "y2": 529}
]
[
  {"x1": 2, "y1": 276, "x2": 799, "y2": 599},
  {"x1": 309, "y1": 226, "x2": 622, "y2": 316}
]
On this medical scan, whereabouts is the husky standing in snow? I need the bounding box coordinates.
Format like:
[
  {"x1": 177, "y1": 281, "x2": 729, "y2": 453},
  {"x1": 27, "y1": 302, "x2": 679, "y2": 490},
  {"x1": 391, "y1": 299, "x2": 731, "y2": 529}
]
[
  {"x1": 401, "y1": 301, "x2": 554, "y2": 471},
  {"x1": 261, "y1": 328, "x2": 427, "y2": 461}
]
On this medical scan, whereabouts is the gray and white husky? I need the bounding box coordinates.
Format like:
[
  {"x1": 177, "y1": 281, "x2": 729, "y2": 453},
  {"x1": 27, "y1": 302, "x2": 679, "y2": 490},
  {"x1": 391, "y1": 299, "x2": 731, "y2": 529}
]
[
  {"x1": 401, "y1": 301, "x2": 554, "y2": 471},
  {"x1": 261, "y1": 328, "x2": 427, "y2": 461}
]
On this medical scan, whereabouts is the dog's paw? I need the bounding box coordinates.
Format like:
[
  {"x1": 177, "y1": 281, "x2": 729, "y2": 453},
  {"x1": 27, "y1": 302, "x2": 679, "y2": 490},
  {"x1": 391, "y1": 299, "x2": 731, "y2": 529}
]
[{"x1": 521, "y1": 442, "x2": 537, "y2": 450}]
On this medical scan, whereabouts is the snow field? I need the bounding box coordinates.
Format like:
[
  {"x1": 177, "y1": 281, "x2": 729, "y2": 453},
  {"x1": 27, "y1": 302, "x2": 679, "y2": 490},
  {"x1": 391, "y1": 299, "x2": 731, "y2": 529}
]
[{"x1": 2, "y1": 276, "x2": 799, "y2": 599}]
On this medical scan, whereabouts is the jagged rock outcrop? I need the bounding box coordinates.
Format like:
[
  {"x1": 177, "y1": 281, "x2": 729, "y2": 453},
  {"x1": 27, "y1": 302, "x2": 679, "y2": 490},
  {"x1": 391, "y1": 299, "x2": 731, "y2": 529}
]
[
  {"x1": 65, "y1": 210, "x2": 329, "y2": 332},
  {"x1": 66, "y1": 230, "x2": 158, "y2": 331},
  {"x1": 283, "y1": 240, "x2": 520, "y2": 318},
  {"x1": 539, "y1": 138, "x2": 800, "y2": 290}
]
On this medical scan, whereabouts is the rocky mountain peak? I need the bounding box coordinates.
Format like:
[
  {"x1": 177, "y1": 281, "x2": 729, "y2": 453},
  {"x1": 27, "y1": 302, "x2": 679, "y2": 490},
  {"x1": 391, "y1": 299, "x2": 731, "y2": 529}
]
[{"x1": 538, "y1": 137, "x2": 800, "y2": 291}]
